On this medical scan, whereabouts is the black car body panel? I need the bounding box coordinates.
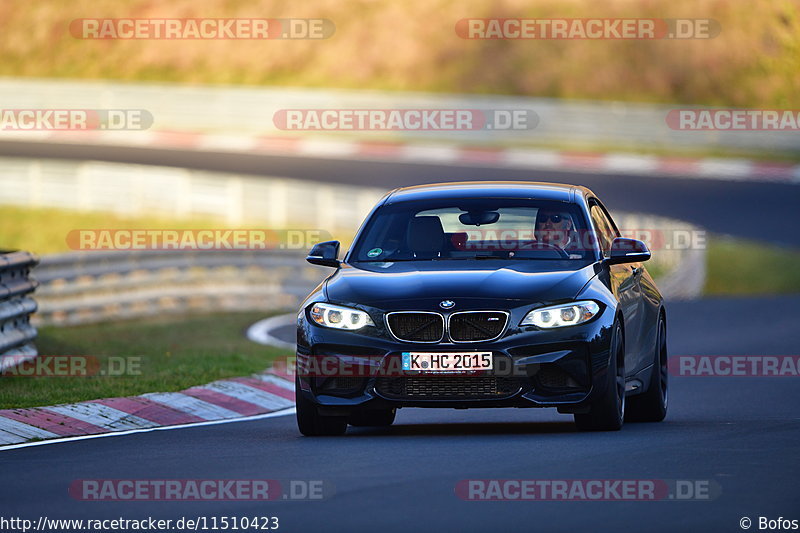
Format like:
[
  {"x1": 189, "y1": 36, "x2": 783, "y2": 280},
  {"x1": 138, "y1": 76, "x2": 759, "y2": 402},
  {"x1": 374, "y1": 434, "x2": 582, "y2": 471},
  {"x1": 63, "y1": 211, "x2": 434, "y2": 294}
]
[
  {"x1": 296, "y1": 181, "x2": 665, "y2": 427},
  {"x1": 325, "y1": 262, "x2": 598, "y2": 305}
]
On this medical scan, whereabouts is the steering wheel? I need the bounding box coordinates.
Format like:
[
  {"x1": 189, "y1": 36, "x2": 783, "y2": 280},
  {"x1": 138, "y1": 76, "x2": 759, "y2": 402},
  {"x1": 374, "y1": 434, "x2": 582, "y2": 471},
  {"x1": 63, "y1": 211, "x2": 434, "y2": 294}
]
[{"x1": 518, "y1": 241, "x2": 571, "y2": 259}]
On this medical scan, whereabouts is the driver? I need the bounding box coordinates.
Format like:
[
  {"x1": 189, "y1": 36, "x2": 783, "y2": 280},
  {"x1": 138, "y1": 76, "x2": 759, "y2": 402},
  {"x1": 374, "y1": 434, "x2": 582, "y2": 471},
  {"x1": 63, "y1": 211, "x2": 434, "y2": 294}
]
[
  {"x1": 523, "y1": 209, "x2": 582, "y2": 258},
  {"x1": 534, "y1": 209, "x2": 574, "y2": 249}
]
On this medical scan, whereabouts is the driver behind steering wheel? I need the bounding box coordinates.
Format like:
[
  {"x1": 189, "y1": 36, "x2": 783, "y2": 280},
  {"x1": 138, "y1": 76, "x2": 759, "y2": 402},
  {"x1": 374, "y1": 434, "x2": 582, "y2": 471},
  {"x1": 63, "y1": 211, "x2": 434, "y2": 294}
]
[{"x1": 521, "y1": 209, "x2": 582, "y2": 258}]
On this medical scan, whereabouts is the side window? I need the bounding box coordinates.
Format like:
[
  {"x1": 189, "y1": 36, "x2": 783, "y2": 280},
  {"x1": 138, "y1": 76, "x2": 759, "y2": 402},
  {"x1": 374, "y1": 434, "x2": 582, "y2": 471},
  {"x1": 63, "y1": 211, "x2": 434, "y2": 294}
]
[
  {"x1": 596, "y1": 202, "x2": 620, "y2": 238},
  {"x1": 590, "y1": 204, "x2": 616, "y2": 255}
]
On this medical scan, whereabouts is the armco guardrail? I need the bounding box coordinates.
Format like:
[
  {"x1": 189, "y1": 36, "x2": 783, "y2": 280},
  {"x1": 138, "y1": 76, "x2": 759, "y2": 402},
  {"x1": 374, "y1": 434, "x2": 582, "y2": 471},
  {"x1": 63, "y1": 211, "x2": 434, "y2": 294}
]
[
  {"x1": 0, "y1": 78, "x2": 795, "y2": 153},
  {"x1": 33, "y1": 250, "x2": 323, "y2": 326},
  {"x1": 0, "y1": 157, "x2": 387, "y2": 233},
  {"x1": 0, "y1": 251, "x2": 39, "y2": 371}
]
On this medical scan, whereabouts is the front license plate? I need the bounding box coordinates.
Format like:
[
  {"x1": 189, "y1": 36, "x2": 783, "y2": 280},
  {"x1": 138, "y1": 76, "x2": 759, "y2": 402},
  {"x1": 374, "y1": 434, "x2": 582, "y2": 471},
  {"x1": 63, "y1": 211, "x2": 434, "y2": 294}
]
[{"x1": 401, "y1": 352, "x2": 493, "y2": 373}]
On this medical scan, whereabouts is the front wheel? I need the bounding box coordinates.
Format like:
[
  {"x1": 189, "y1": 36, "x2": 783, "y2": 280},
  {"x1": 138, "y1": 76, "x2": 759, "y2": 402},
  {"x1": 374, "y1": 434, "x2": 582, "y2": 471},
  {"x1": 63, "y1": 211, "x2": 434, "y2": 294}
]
[
  {"x1": 574, "y1": 322, "x2": 625, "y2": 432},
  {"x1": 296, "y1": 377, "x2": 348, "y2": 436},
  {"x1": 626, "y1": 316, "x2": 668, "y2": 422}
]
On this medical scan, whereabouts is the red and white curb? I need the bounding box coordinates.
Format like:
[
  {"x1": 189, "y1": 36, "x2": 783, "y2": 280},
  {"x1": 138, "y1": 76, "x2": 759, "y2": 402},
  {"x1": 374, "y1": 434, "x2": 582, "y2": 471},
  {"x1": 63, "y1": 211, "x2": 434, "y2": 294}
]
[
  {"x1": 0, "y1": 368, "x2": 295, "y2": 448},
  {"x1": 1, "y1": 130, "x2": 798, "y2": 184}
]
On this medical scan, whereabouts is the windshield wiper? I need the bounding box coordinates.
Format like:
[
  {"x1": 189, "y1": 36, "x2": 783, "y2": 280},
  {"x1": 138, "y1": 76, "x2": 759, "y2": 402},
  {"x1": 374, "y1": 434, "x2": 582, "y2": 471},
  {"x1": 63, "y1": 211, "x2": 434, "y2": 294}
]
[
  {"x1": 432, "y1": 254, "x2": 509, "y2": 260},
  {"x1": 433, "y1": 254, "x2": 571, "y2": 260}
]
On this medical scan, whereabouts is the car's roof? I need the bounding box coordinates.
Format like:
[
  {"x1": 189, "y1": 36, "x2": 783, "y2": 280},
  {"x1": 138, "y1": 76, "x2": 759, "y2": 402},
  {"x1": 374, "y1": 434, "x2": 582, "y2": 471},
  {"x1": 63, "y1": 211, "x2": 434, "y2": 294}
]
[{"x1": 384, "y1": 181, "x2": 595, "y2": 204}]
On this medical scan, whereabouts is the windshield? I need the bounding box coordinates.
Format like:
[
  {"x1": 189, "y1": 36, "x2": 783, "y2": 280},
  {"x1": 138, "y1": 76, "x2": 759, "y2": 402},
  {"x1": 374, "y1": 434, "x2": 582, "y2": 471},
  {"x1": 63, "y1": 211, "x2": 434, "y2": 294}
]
[{"x1": 349, "y1": 198, "x2": 597, "y2": 263}]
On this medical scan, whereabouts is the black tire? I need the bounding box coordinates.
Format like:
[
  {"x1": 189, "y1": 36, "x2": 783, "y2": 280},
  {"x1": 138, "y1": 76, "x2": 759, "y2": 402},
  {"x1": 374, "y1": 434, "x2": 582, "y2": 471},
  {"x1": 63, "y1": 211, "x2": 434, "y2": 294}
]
[
  {"x1": 295, "y1": 377, "x2": 348, "y2": 436},
  {"x1": 574, "y1": 322, "x2": 625, "y2": 431},
  {"x1": 626, "y1": 316, "x2": 668, "y2": 423},
  {"x1": 349, "y1": 408, "x2": 397, "y2": 427}
]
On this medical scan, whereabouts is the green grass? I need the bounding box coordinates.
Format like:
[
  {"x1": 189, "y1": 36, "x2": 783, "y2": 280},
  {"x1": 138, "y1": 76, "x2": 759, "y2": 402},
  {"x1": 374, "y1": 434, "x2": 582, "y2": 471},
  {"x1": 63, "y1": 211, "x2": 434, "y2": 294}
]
[
  {"x1": 643, "y1": 262, "x2": 669, "y2": 281},
  {"x1": 0, "y1": 205, "x2": 347, "y2": 256},
  {"x1": 0, "y1": 205, "x2": 233, "y2": 256},
  {"x1": 0, "y1": 312, "x2": 291, "y2": 409},
  {"x1": 705, "y1": 236, "x2": 800, "y2": 296}
]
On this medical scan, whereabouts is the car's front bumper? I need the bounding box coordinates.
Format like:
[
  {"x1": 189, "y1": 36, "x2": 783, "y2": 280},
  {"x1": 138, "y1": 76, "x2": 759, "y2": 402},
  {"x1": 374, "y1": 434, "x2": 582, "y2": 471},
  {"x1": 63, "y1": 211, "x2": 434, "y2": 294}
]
[{"x1": 296, "y1": 302, "x2": 617, "y2": 413}]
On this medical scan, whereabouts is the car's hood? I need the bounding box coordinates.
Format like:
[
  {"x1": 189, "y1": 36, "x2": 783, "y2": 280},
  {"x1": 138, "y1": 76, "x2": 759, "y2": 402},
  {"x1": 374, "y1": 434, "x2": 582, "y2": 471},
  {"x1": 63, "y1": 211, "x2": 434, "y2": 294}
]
[{"x1": 325, "y1": 261, "x2": 598, "y2": 307}]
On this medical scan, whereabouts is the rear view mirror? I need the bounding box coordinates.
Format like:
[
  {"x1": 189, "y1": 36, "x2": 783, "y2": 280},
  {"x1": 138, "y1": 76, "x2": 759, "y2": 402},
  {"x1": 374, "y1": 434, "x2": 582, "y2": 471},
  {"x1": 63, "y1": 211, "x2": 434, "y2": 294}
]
[
  {"x1": 458, "y1": 211, "x2": 500, "y2": 226},
  {"x1": 306, "y1": 240, "x2": 341, "y2": 267},
  {"x1": 605, "y1": 237, "x2": 651, "y2": 265}
]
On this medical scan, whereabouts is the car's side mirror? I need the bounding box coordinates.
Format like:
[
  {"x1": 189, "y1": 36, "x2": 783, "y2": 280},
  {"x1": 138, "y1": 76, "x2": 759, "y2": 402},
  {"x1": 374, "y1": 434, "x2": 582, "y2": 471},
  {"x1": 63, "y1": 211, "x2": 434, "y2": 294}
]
[
  {"x1": 605, "y1": 237, "x2": 651, "y2": 265},
  {"x1": 306, "y1": 240, "x2": 341, "y2": 268}
]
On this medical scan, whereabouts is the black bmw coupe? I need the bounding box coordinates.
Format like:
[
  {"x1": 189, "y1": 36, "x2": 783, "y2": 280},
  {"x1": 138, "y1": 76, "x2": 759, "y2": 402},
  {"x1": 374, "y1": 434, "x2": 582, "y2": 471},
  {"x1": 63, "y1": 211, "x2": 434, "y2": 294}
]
[{"x1": 296, "y1": 181, "x2": 668, "y2": 435}]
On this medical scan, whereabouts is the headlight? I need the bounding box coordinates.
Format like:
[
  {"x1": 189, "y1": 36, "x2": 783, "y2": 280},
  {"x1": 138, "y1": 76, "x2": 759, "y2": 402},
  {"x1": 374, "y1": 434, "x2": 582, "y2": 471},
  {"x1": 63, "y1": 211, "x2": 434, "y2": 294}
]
[
  {"x1": 309, "y1": 303, "x2": 375, "y2": 330},
  {"x1": 520, "y1": 301, "x2": 600, "y2": 328}
]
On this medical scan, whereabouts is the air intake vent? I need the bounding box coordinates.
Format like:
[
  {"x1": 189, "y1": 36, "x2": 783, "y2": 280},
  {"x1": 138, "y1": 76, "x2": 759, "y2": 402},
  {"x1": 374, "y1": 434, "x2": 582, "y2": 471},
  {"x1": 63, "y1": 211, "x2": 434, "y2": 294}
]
[
  {"x1": 449, "y1": 311, "x2": 508, "y2": 342},
  {"x1": 375, "y1": 376, "x2": 521, "y2": 400},
  {"x1": 386, "y1": 312, "x2": 444, "y2": 342}
]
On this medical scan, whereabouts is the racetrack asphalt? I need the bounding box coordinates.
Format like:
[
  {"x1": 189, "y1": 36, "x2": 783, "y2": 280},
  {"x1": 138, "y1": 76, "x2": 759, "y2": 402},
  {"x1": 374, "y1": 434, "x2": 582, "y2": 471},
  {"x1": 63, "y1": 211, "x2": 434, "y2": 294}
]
[
  {"x1": 1, "y1": 295, "x2": 798, "y2": 532},
  {"x1": 0, "y1": 284, "x2": 800, "y2": 532},
  {"x1": 1, "y1": 145, "x2": 798, "y2": 532}
]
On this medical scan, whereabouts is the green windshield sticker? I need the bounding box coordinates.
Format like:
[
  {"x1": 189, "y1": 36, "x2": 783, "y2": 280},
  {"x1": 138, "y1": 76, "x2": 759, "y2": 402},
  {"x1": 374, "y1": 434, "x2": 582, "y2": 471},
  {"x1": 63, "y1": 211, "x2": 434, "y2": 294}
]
[{"x1": 367, "y1": 247, "x2": 383, "y2": 258}]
